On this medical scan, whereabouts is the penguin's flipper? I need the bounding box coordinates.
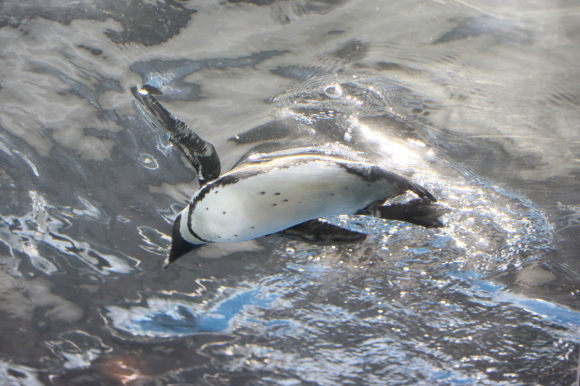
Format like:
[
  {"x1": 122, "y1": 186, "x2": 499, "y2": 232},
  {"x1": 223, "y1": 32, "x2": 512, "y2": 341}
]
[
  {"x1": 378, "y1": 198, "x2": 450, "y2": 228},
  {"x1": 131, "y1": 85, "x2": 221, "y2": 185},
  {"x1": 279, "y1": 219, "x2": 367, "y2": 244}
]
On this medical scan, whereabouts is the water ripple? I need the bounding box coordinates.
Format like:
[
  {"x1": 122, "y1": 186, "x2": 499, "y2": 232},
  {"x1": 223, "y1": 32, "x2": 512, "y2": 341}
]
[
  {"x1": 101, "y1": 286, "x2": 273, "y2": 339},
  {"x1": 0, "y1": 191, "x2": 139, "y2": 276}
]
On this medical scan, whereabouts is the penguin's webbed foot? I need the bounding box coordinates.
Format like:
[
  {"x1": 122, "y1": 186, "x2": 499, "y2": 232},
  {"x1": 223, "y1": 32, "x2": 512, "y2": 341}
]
[{"x1": 378, "y1": 198, "x2": 450, "y2": 228}]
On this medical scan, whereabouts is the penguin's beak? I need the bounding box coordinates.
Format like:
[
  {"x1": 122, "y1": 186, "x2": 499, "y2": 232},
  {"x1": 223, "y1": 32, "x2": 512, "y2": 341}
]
[{"x1": 164, "y1": 214, "x2": 201, "y2": 269}]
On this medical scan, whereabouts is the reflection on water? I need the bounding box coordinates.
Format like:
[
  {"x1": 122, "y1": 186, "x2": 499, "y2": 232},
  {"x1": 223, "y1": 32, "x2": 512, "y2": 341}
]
[
  {"x1": 47, "y1": 331, "x2": 112, "y2": 370},
  {"x1": 0, "y1": 190, "x2": 139, "y2": 276},
  {"x1": 0, "y1": 0, "x2": 579, "y2": 384},
  {"x1": 102, "y1": 287, "x2": 269, "y2": 338},
  {"x1": 131, "y1": 50, "x2": 289, "y2": 101}
]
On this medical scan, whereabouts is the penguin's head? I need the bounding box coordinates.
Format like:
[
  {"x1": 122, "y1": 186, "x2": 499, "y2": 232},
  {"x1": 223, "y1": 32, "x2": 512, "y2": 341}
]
[{"x1": 164, "y1": 213, "x2": 203, "y2": 269}]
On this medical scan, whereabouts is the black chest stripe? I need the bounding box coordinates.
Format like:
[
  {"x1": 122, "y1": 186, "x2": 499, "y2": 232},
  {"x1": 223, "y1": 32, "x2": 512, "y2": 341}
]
[{"x1": 187, "y1": 202, "x2": 212, "y2": 243}]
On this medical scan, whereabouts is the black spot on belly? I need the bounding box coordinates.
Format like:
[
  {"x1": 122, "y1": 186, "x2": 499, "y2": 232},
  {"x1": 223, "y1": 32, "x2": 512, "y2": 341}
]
[
  {"x1": 274, "y1": 192, "x2": 281, "y2": 195},
  {"x1": 234, "y1": 234, "x2": 238, "y2": 237},
  {"x1": 222, "y1": 211, "x2": 226, "y2": 214},
  {"x1": 215, "y1": 190, "x2": 219, "y2": 194},
  {"x1": 272, "y1": 204, "x2": 277, "y2": 206},
  {"x1": 329, "y1": 193, "x2": 335, "y2": 196},
  {"x1": 251, "y1": 226, "x2": 255, "y2": 229},
  {"x1": 283, "y1": 199, "x2": 289, "y2": 202},
  {"x1": 260, "y1": 191, "x2": 266, "y2": 195}
]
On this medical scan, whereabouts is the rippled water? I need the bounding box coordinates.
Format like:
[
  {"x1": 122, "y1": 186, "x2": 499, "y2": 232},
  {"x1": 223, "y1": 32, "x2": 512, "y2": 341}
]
[{"x1": 1, "y1": 0, "x2": 580, "y2": 385}]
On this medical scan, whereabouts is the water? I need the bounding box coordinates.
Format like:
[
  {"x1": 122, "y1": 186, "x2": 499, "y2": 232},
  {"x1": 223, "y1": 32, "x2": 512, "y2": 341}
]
[{"x1": 1, "y1": 0, "x2": 579, "y2": 384}]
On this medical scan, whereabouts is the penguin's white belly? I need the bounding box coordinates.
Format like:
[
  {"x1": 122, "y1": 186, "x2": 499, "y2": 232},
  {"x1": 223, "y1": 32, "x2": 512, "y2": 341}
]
[{"x1": 186, "y1": 157, "x2": 400, "y2": 243}]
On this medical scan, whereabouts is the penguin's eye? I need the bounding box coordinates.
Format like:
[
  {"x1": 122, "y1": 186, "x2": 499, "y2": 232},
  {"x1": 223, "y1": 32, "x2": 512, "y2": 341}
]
[{"x1": 324, "y1": 85, "x2": 343, "y2": 99}]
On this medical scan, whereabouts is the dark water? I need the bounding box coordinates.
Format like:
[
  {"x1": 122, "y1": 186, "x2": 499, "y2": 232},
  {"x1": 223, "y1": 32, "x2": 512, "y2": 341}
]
[{"x1": 1, "y1": 0, "x2": 579, "y2": 385}]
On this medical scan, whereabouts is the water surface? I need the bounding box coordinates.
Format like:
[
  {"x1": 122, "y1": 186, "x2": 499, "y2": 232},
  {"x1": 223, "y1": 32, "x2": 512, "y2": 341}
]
[{"x1": 0, "y1": 0, "x2": 579, "y2": 384}]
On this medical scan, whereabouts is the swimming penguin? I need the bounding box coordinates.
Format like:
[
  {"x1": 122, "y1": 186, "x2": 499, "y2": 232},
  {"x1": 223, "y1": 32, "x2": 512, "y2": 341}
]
[{"x1": 131, "y1": 85, "x2": 448, "y2": 268}]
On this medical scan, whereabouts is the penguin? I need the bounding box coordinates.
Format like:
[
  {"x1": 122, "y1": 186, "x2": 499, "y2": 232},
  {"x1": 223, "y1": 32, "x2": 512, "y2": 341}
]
[{"x1": 131, "y1": 85, "x2": 448, "y2": 269}]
